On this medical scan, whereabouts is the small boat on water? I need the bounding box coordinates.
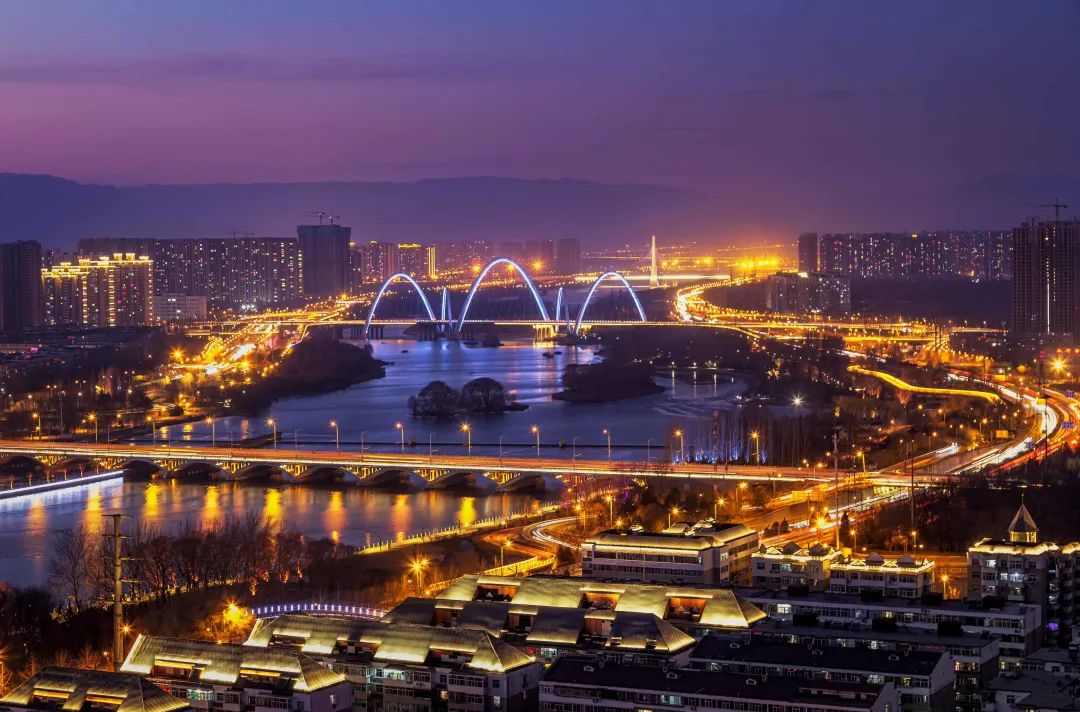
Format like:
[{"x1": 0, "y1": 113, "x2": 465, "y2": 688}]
[{"x1": 542, "y1": 352, "x2": 555, "y2": 358}]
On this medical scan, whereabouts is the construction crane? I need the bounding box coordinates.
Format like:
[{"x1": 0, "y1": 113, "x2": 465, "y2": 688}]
[
  {"x1": 1022, "y1": 198, "x2": 1069, "y2": 223},
  {"x1": 306, "y1": 210, "x2": 340, "y2": 225}
]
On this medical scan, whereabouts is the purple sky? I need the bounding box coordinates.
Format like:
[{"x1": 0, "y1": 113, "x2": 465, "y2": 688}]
[{"x1": 1, "y1": 0, "x2": 1077, "y2": 200}]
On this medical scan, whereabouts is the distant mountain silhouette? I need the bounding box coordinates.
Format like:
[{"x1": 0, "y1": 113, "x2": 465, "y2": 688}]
[
  {"x1": 0, "y1": 174, "x2": 721, "y2": 248},
  {"x1": 0, "y1": 172, "x2": 1076, "y2": 248}
]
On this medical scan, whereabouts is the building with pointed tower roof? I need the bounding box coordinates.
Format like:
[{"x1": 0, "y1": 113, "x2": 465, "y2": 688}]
[{"x1": 967, "y1": 499, "x2": 1080, "y2": 648}]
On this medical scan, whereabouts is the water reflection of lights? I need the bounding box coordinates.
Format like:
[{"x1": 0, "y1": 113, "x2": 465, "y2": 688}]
[{"x1": 458, "y1": 496, "x2": 477, "y2": 528}]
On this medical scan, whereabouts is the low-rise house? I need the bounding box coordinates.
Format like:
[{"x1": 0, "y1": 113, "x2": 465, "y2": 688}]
[
  {"x1": 120, "y1": 635, "x2": 352, "y2": 712},
  {"x1": 540, "y1": 656, "x2": 902, "y2": 712},
  {"x1": 0, "y1": 667, "x2": 190, "y2": 712},
  {"x1": 244, "y1": 615, "x2": 541, "y2": 712}
]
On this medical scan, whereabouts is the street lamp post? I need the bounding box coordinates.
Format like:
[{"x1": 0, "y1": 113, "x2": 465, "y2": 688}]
[
  {"x1": 714, "y1": 496, "x2": 726, "y2": 520},
  {"x1": 572, "y1": 436, "x2": 579, "y2": 461},
  {"x1": 395, "y1": 422, "x2": 405, "y2": 453},
  {"x1": 360, "y1": 431, "x2": 366, "y2": 461},
  {"x1": 206, "y1": 417, "x2": 216, "y2": 447},
  {"x1": 88, "y1": 413, "x2": 98, "y2": 444},
  {"x1": 668, "y1": 506, "x2": 680, "y2": 528},
  {"x1": 603, "y1": 428, "x2": 611, "y2": 462},
  {"x1": 646, "y1": 438, "x2": 653, "y2": 463},
  {"x1": 461, "y1": 423, "x2": 472, "y2": 455},
  {"x1": 750, "y1": 431, "x2": 760, "y2": 465},
  {"x1": 329, "y1": 420, "x2": 340, "y2": 452},
  {"x1": 267, "y1": 418, "x2": 277, "y2": 448},
  {"x1": 499, "y1": 434, "x2": 504, "y2": 465},
  {"x1": 673, "y1": 428, "x2": 685, "y2": 462},
  {"x1": 531, "y1": 425, "x2": 540, "y2": 461},
  {"x1": 605, "y1": 494, "x2": 613, "y2": 524}
]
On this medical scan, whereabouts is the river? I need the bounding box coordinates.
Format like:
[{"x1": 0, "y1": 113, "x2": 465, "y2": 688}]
[{"x1": 6, "y1": 337, "x2": 745, "y2": 587}]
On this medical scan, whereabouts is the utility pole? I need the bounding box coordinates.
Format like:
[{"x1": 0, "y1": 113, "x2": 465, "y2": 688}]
[
  {"x1": 832, "y1": 429, "x2": 840, "y2": 548},
  {"x1": 104, "y1": 514, "x2": 128, "y2": 671},
  {"x1": 909, "y1": 440, "x2": 915, "y2": 540}
]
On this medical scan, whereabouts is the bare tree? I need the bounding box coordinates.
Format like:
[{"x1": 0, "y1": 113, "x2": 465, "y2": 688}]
[{"x1": 46, "y1": 527, "x2": 97, "y2": 613}]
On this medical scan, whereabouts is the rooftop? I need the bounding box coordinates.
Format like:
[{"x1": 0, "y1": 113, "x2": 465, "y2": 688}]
[
  {"x1": 544, "y1": 657, "x2": 888, "y2": 708},
  {"x1": 121, "y1": 635, "x2": 345, "y2": 692},
  {"x1": 586, "y1": 521, "x2": 757, "y2": 552},
  {"x1": 691, "y1": 635, "x2": 946, "y2": 676},
  {"x1": 750, "y1": 620, "x2": 999, "y2": 653},
  {"x1": 0, "y1": 667, "x2": 190, "y2": 712},
  {"x1": 383, "y1": 599, "x2": 695, "y2": 653},
  {"x1": 741, "y1": 587, "x2": 1037, "y2": 616},
  {"x1": 436, "y1": 575, "x2": 765, "y2": 629},
  {"x1": 244, "y1": 615, "x2": 535, "y2": 673}
]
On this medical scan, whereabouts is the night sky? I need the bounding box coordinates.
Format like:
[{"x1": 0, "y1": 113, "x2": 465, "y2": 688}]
[{"x1": 1, "y1": 1, "x2": 1077, "y2": 204}]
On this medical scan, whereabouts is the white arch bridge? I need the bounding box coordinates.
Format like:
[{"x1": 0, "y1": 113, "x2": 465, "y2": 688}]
[{"x1": 363, "y1": 258, "x2": 647, "y2": 338}]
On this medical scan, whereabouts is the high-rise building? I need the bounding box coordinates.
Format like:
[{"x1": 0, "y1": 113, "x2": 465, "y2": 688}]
[
  {"x1": 362, "y1": 241, "x2": 397, "y2": 283},
  {"x1": 0, "y1": 241, "x2": 43, "y2": 332},
  {"x1": 396, "y1": 243, "x2": 436, "y2": 280},
  {"x1": 1012, "y1": 220, "x2": 1080, "y2": 338},
  {"x1": 437, "y1": 240, "x2": 493, "y2": 274},
  {"x1": 555, "y1": 237, "x2": 582, "y2": 274},
  {"x1": 42, "y1": 253, "x2": 154, "y2": 326},
  {"x1": 797, "y1": 232, "x2": 818, "y2": 273},
  {"x1": 817, "y1": 230, "x2": 1014, "y2": 281},
  {"x1": 76, "y1": 237, "x2": 303, "y2": 309},
  {"x1": 297, "y1": 223, "x2": 351, "y2": 297},
  {"x1": 767, "y1": 271, "x2": 851, "y2": 314},
  {"x1": 346, "y1": 242, "x2": 364, "y2": 291}
]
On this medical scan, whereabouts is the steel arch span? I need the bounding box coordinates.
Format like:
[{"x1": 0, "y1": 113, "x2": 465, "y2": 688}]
[
  {"x1": 364, "y1": 273, "x2": 437, "y2": 337},
  {"x1": 455, "y1": 257, "x2": 550, "y2": 332},
  {"x1": 574, "y1": 271, "x2": 647, "y2": 332}
]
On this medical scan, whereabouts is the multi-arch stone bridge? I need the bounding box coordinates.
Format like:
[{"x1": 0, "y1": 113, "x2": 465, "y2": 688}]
[
  {"x1": 0, "y1": 441, "x2": 834, "y2": 492},
  {"x1": 363, "y1": 257, "x2": 648, "y2": 338}
]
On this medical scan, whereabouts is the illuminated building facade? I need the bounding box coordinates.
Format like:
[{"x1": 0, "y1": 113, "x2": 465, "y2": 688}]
[
  {"x1": 42, "y1": 253, "x2": 153, "y2": 326},
  {"x1": 1012, "y1": 219, "x2": 1080, "y2": 338},
  {"x1": 967, "y1": 502, "x2": 1080, "y2": 645},
  {"x1": 121, "y1": 635, "x2": 351, "y2": 712},
  {"x1": 437, "y1": 241, "x2": 493, "y2": 274},
  {"x1": 153, "y1": 293, "x2": 208, "y2": 323},
  {"x1": 245, "y1": 615, "x2": 541, "y2": 712},
  {"x1": 362, "y1": 241, "x2": 397, "y2": 283},
  {"x1": 751, "y1": 542, "x2": 842, "y2": 592},
  {"x1": 745, "y1": 589, "x2": 1042, "y2": 669},
  {"x1": 76, "y1": 237, "x2": 303, "y2": 308},
  {"x1": 0, "y1": 667, "x2": 190, "y2": 712},
  {"x1": 818, "y1": 231, "x2": 1012, "y2": 281},
  {"x1": 386, "y1": 574, "x2": 767, "y2": 641},
  {"x1": 766, "y1": 271, "x2": 851, "y2": 314},
  {"x1": 396, "y1": 243, "x2": 436, "y2": 280},
  {"x1": 582, "y1": 521, "x2": 760, "y2": 585},
  {"x1": 828, "y1": 553, "x2": 936, "y2": 598}
]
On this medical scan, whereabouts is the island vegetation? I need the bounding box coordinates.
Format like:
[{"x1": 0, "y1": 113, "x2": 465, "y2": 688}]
[
  {"x1": 226, "y1": 333, "x2": 386, "y2": 412},
  {"x1": 408, "y1": 377, "x2": 526, "y2": 417},
  {"x1": 553, "y1": 359, "x2": 663, "y2": 403}
]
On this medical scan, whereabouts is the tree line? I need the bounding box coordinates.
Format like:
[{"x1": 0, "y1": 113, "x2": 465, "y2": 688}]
[{"x1": 47, "y1": 513, "x2": 309, "y2": 613}]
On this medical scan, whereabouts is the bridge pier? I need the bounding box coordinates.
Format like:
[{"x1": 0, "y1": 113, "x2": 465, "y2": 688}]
[{"x1": 367, "y1": 325, "x2": 386, "y2": 339}]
